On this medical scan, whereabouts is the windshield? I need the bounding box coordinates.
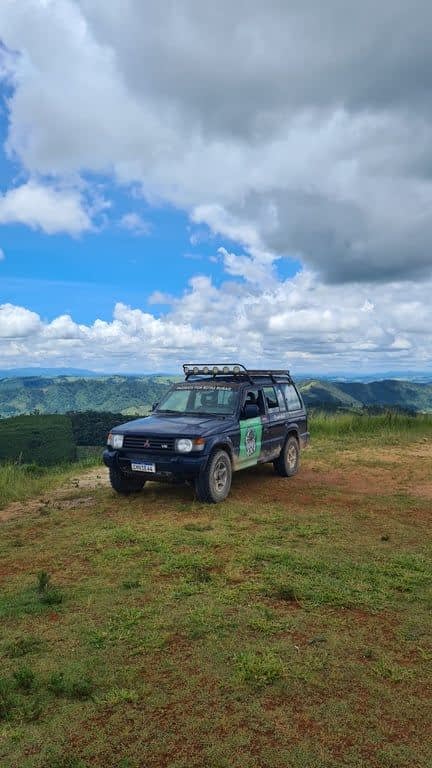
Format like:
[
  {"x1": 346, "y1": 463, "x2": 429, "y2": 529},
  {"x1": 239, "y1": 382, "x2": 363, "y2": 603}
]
[{"x1": 157, "y1": 385, "x2": 238, "y2": 416}]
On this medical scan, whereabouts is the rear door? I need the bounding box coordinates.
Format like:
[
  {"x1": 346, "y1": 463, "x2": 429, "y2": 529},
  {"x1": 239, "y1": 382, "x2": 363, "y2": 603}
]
[
  {"x1": 261, "y1": 385, "x2": 287, "y2": 461},
  {"x1": 282, "y1": 383, "x2": 308, "y2": 444}
]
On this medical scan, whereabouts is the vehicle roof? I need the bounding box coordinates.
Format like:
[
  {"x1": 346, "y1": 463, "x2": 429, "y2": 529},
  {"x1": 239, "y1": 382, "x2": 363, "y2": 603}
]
[
  {"x1": 177, "y1": 374, "x2": 294, "y2": 386},
  {"x1": 182, "y1": 364, "x2": 293, "y2": 385},
  {"x1": 174, "y1": 379, "x2": 243, "y2": 388}
]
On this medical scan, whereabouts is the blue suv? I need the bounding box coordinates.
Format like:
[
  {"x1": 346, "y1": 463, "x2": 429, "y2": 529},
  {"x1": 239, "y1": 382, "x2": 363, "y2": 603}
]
[{"x1": 103, "y1": 364, "x2": 309, "y2": 503}]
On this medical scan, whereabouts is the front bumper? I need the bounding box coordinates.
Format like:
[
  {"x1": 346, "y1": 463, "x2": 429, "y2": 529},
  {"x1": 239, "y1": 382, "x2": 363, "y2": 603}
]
[{"x1": 103, "y1": 448, "x2": 208, "y2": 480}]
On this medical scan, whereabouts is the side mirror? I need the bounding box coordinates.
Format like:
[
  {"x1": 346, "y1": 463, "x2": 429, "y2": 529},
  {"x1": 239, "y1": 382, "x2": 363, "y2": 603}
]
[
  {"x1": 151, "y1": 402, "x2": 159, "y2": 412},
  {"x1": 243, "y1": 403, "x2": 259, "y2": 419}
]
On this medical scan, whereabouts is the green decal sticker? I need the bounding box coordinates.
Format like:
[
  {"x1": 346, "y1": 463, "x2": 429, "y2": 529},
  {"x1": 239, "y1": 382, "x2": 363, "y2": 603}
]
[{"x1": 238, "y1": 416, "x2": 263, "y2": 468}]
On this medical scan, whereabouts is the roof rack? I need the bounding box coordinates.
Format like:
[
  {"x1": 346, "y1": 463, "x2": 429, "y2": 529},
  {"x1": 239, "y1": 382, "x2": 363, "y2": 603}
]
[{"x1": 182, "y1": 364, "x2": 291, "y2": 384}]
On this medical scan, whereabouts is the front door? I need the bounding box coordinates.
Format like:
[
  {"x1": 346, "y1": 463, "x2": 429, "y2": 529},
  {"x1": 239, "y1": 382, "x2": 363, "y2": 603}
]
[{"x1": 237, "y1": 388, "x2": 265, "y2": 469}]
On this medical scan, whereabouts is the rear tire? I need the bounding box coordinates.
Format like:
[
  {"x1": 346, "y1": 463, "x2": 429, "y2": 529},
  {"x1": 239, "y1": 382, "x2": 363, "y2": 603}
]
[
  {"x1": 195, "y1": 449, "x2": 232, "y2": 503},
  {"x1": 274, "y1": 435, "x2": 300, "y2": 477},
  {"x1": 109, "y1": 465, "x2": 146, "y2": 494}
]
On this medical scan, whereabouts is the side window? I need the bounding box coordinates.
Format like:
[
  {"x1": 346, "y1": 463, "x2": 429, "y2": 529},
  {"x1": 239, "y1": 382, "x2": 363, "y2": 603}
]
[
  {"x1": 243, "y1": 389, "x2": 265, "y2": 416},
  {"x1": 283, "y1": 384, "x2": 302, "y2": 411},
  {"x1": 276, "y1": 386, "x2": 287, "y2": 411},
  {"x1": 263, "y1": 386, "x2": 279, "y2": 411}
]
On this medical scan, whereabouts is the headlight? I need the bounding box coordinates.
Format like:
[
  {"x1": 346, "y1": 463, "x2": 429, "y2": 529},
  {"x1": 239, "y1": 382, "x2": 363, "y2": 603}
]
[
  {"x1": 108, "y1": 433, "x2": 124, "y2": 449},
  {"x1": 175, "y1": 438, "x2": 193, "y2": 453},
  {"x1": 175, "y1": 438, "x2": 206, "y2": 453}
]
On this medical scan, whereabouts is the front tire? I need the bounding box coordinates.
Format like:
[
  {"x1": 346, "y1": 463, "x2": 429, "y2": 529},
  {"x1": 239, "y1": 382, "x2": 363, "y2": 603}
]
[
  {"x1": 274, "y1": 435, "x2": 300, "y2": 477},
  {"x1": 195, "y1": 449, "x2": 232, "y2": 503},
  {"x1": 109, "y1": 465, "x2": 146, "y2": 495}
]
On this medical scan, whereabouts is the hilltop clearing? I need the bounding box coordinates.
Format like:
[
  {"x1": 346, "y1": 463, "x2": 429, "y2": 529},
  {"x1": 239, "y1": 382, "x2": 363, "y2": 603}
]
[{"x1": 0, "y1": 429, "x2": 431, "y2": 768}]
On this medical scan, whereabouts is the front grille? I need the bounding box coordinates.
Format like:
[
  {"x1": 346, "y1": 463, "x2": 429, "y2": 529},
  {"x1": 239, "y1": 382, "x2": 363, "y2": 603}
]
[{"x1": 123, "y1": 434, "x2": 175, "y2": 452}]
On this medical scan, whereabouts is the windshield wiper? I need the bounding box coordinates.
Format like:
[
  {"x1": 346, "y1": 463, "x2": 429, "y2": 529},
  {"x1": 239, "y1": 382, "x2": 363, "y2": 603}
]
[{"x1": 183, "y1": 411, "x2": 233, "y2": 418}]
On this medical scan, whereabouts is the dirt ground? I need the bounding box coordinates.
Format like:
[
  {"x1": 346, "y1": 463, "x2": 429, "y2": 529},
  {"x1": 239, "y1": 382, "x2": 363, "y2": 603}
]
[{"x1": 1, "y1": 438, "x2": 431, "y2": 524}]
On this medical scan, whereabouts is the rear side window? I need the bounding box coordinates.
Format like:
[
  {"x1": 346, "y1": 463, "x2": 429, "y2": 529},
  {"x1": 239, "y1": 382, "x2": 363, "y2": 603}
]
[
  {"x1": 276, "y1": 387, "x2": 287, "y2": 411},
  {"x1": 263, "y1": 386, "x2": 279, "y2": 410},
  {"x1": 283, "y1": 384, "x2": 302, "y2": 411}
]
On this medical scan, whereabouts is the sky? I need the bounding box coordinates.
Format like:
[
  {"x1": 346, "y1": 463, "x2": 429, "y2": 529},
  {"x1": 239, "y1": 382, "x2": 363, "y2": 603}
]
[{"x1": 0, "y1": 0, "x2": 431, "y2": 375}]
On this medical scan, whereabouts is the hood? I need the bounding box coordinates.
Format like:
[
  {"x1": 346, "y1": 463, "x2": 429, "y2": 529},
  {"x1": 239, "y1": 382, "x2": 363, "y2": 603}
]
[{"x1": 112, "y1": 412, "x2": 236, "y2": 437}]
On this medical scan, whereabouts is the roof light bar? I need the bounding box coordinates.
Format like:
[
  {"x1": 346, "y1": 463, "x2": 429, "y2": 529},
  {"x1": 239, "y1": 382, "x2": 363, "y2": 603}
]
[
  {"x1": 183, "y1": 363, "x2": 248, "y2": 377},
  {"x1": 182, "y1": 364, "x2": 291, "y2": 382}
]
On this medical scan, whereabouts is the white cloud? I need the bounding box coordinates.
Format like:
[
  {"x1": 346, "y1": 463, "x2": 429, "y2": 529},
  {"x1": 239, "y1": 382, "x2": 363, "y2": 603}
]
[
  {"x1": 1, "y1": 2, "x2": 432, "y2": 280},
  {"x1": 119, "y1": 212, "x2": 151, "y2": 236},
  {"x1": 0, "y1": 303, "x2": 41, "y2": 338},
  {"x1": 0, "y1": 1, "x2": 431, "y2": 374},
  {"x1": 1, "y1": 268, "x2": 431, "y2": 372},
  {"x1": 0, "y1": 181, "x2": 91, "y2": 235}
]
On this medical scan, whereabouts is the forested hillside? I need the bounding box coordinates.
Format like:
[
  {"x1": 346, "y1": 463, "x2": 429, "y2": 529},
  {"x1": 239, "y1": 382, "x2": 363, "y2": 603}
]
[
  {"x1": 0, "y1": 375, "x2": 177, "y2": 417},
  {"x1": 300, "y1": 379, "x2": 432, "y2": 412},
  {"x1": 1, "y1": 374, "x2": 432, "y2": 417}
]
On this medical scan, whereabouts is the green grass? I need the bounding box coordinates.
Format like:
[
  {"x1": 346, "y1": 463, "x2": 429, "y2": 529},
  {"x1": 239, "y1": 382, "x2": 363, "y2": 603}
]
[
  {"x1": 0, "y1": 457, "x2": 99, "y2": 509},
  {"x1": 310, "y1": 410, "x2": 432, "y2": 439},
  {"x1": 0, "y1": 420, "x2": 431, "y2": 767}
]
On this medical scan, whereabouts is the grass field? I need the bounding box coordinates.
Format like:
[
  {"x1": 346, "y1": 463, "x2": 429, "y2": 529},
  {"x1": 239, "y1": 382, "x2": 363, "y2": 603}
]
[
  {"x1": 0, "y1": 458, "x2": 99, "y2": 510},
  {"x1": 0, "y1": 421, "x2": 431, "y2": 767}
]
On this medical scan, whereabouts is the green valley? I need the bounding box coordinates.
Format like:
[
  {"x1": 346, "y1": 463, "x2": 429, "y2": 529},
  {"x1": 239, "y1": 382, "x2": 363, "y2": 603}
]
[{"x1": 1, "y1": 374, "x2": 432, "y2": 417}]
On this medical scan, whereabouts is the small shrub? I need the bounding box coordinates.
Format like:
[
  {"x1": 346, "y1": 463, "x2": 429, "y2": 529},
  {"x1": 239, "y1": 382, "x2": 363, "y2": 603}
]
[
  {"x1": 68, "y1": 677, "x2": 94, "y2": 700},
  {"x1": 122, "y1": 580, "x2": 140, "y2": 590},
  {"x1": 235, "y1": 650, "x2": 284, "y2": 689},
  {"x1": 48, "y1": 671, "x2": 94, "y2": 700},
  {"x1": 37, "y1": 571, "x2": 50, "y2": 593},
  {"x1": 47, "y1": 672, "x2": 67, "y2": 697},
  {"x1": 87, "y1": 631, "x2": 108, "y2": 649},
  {"x1": 13, "y1": 666, "x2": 36, "y2": 692},
  {"x1": 19, "y1": 696, "x2": 43, "y2": 722},
  {"x1": 99, "y1": 688, "x2": 138, "y2": 705},
  {"x1": 183, "y1": 523, "x2": 213, "y2": 532},
  {"x1": 271, "y1": 584, "x2": 299, "y2": 603},
  {"x1": 36, "y1": 572, "x2": 64, "y2": 605},
  {"x1": 0, "y1": 677, "x2": 15, "y2": 720},
  {"x1": 189, "y1": 564, "x2": 212, "y2": 583},
  {"x1": 372, "y1": 659, "x2": 412, "y2": 683},
  {"x1": 39, "y1": 588, "x2": 64, "y2": 606},
  {"x1": 5, "y1": 635, "x2": 41, "y2": 658}
]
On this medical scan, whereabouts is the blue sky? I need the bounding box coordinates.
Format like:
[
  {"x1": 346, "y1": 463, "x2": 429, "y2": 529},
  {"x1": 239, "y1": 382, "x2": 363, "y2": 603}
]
[
  {"x1": 0, "y1": 104, "x2": 299, "y2": 325},
  {"x1": 0, "y1": 2, "x2": 431, "y2": 374}
]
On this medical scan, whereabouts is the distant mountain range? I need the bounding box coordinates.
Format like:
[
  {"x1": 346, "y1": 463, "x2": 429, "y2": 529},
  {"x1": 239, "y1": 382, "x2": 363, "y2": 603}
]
[
  {"x1": 1, "y1": 367, "x2": 432, "y2": 382},
  {"x1": 0, "y1": 368, "x2": 104, "y2": 378},
  {"x1": 1, "y1": 374, "x2": 432, "y2": 417}
]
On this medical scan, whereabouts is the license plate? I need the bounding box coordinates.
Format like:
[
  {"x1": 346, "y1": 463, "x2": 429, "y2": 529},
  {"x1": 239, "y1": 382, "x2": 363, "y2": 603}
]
[{"x1": 131, "y1": 461, "x2": 156, "y2": 473}]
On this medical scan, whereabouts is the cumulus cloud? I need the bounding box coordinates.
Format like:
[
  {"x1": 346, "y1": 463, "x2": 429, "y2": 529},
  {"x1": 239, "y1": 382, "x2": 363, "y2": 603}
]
[
  {"x1": 1, "y1": 268, "x2": 431, "y2": 372},
  {"x1": 0, "y1": 303, "x2": 41, "y2": 338},
  {"x1": 0, "y1": 1, "x2": 432, "y2": 372},
  {"x1": 1, "y1": 1, "x2": 432, "y2": 279},
  {"x1": 0, "y1": 181, "x2": 91, "y2": 235}
]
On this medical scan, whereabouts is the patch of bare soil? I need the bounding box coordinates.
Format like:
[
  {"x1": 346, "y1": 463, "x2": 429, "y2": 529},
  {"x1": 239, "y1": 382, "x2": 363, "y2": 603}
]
[
  {"x1": 0, "y1": 467, "x2": 108, "y2": 524},
  {"x1": 234, "y1": 440, "x2": 432, "y2": 510}
]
